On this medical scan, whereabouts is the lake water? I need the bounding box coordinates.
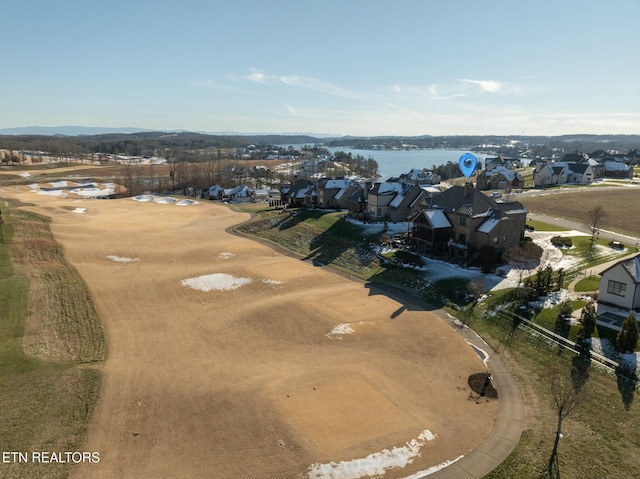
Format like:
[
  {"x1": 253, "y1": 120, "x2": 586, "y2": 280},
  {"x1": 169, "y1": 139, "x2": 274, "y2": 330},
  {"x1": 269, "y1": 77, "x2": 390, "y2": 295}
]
[{"x1": 325, "y1": 147, "x2": 485, "y2": 180}]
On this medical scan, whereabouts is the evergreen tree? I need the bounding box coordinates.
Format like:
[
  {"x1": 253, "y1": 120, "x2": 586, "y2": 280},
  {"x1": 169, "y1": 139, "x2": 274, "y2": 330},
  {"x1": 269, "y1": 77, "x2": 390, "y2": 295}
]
[
  {"x1": 579, "y1": 302, "x2": 597, "y2": 340},
  {"x1": 557, "y1": 300, "x2": 573, "y2": 319},
  {"x1": 616, "y1": 313, "x2": 639, "y2": 354},
  {"x1": 555, "y1": 268, "x2": 565, "y2": 291}
]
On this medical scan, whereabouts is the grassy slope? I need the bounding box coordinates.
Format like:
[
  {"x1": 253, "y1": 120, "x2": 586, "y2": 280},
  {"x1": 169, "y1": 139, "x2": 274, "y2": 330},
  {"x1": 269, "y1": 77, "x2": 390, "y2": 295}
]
[{"x1": 0, "y1": 200, "x2": 104, "y2": 479}]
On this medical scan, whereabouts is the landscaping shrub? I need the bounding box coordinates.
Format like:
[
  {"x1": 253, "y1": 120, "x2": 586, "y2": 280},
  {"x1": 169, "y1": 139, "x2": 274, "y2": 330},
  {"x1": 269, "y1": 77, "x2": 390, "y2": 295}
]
[{"x1": 550, "y1": 236, "x2": 572, "y2": 248}]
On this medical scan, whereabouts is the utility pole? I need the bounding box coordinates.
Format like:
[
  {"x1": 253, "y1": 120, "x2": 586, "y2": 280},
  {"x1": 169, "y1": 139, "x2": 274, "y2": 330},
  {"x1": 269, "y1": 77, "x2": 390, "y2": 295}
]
[{"x1": 0, "y1": 210, "x2": 4, "y2": 244}]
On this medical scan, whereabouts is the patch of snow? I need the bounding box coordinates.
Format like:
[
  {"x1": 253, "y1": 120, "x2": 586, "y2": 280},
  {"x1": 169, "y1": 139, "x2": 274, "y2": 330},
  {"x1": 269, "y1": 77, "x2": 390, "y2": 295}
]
[
  {"x1": 327, "y1": 323, "x2": 355, "y2": 337},
  {"x1": 346, "y1": 218, "x2": 410, "y2": 236},
  {"x1": 219, "y1": 252, "x2": 235, "y2": 260},
  {"x1": 50, "y1": 180, "x2": 68, "y2": 188},
  {"x1": 18, "y1": 171, "x2": 32, "y2": 178},
  {"x1": 180, "y1": 273, "x2": 252, "y2": 292},
  {"x1": 107, "y1": 255, "x2": 140, "y2": 263},
  {"x1": 398, "y1": 455, "x2": 465, "y2": 478},
  {"x1": 73, "y1": 207, "x2": 87, "y2": 214},
  {"x1": 591, "y1": 337, "x2": 640, "y2": 377},
  {"x1": 528, "y1": 289, "x2": 573, "y2": 310},
  {"x1": 261, "y1": 278, "x2": 283, "y2": 285},
  {"x1": 307, "y1": 429, "x2": 437, "y2": 479}
]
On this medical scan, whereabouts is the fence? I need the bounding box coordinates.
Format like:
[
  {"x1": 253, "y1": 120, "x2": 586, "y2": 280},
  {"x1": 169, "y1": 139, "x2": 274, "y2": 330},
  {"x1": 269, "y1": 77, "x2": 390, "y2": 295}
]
[{"x1": 482, "y1": 308, "x2": 633, "y2": 380}]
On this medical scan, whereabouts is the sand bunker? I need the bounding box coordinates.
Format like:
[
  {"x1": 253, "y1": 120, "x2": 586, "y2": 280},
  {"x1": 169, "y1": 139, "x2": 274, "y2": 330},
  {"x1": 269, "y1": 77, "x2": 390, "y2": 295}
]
[
  {"x1": 131, "y1": 195, "x2": 199, "y2": 206},
  {"x1": 29, "y1": 180, "x2": 115, "y2": 197}
]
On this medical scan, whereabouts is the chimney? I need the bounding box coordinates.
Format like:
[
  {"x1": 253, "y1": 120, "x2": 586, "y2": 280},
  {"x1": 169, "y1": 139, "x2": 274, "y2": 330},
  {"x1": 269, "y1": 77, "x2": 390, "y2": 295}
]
[{"x1": 464, "y1": 182, "x2": 472, "y2": 197}]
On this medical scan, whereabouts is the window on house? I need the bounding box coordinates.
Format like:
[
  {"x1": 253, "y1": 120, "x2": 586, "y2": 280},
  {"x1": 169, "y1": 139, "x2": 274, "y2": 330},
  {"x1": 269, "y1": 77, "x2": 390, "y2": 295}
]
[
  {"x1": 607, "y1": 280, "x2": 627, "y2": 297},
  {"x1": 502, "y1": 236, "x2": 507, "y2": 242},
  {"x1": 493, "y1": 237, "x2": 498, "y2": 244},
  {"x1": 458, "y1": 233, "x2": 466, "y2": 243},
  {"x1": 460, "y1": 216, "x2": 467, "y2": 226}
]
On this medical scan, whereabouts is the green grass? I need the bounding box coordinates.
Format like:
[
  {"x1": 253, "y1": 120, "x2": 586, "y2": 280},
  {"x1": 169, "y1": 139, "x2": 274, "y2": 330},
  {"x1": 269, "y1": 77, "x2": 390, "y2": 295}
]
[
  {"x1": 575, "y1": 275, "x2": 600, "y2": 292},
  {"x1": 526, "y1": 219, "x2": 570, "y2": 231},
  {"x1": 531, "y1": 299, "x2": 588, "y2": 341},
  {"x1": 462, "y1": 303, "x2": 640, "y2": 479},
  {"x1": 0, "y1": 200, "x2": 104, "y2": 479}
]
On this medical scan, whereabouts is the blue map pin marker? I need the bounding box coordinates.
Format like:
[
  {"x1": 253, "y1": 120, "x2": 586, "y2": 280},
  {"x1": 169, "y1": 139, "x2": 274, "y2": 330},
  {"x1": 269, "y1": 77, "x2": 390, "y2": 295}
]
[{"x1": 458, "y1": 152, "x2": 477, "y2": 178}]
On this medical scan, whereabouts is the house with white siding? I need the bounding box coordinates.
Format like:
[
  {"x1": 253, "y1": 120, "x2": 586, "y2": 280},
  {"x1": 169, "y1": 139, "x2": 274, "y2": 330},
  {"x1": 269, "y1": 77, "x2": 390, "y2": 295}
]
[{"x1": 598, "y1": 255, "x2": 640, "y2": 313}]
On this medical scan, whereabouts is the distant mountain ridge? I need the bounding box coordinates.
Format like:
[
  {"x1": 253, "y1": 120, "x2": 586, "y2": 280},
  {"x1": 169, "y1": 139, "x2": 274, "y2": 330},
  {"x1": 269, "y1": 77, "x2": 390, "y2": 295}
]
[
  {"x1": 0, "y1": 126, "x2": 156, "y2": 136},
  {"x1": 0, "y1": 125, "x2": 338, "y2": 138}
]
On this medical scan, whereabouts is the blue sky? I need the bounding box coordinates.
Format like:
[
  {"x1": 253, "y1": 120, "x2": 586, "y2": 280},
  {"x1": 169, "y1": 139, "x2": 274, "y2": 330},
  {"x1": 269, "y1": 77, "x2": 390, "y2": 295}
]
[{"x1": 2, "y1": 0, "x2": 639, "y2": 136}]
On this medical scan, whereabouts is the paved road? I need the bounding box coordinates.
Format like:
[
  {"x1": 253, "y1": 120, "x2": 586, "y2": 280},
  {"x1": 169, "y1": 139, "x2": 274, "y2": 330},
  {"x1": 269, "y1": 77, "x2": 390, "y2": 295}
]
[
  {"x1": 426, "y1": 310, "x2": 523, "y2": 479},
  {"x1": 527, "y1": 211, "x2": 640, "y2": 248},
  {"x1": 370, "y1": 285, "x2": 524, "y2": 479}
]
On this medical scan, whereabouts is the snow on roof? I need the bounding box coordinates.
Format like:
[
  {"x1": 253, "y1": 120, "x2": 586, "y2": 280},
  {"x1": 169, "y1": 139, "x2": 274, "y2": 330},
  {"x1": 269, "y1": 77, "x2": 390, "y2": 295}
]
[
  {"x1": 486, "y1": 165, "x2": 517, "y2": 181},
  {"x1": 424, "y1": 209, "x2": 452, "y2": 228},
  {"x1": 603, "y1": 160, "x2": 630, "y2": 171},
  {"x1": 377, "y1": 182, "x2": 404, "y2": 195},
  {"x1": 477, "y1": 217, "x2": 501, "y2": 233},
  {"x1": 325, "y1": 179, "x2": 354, "y2": 189},
  {"x1": 421, "y1": 185, "x2": 441, "y2": 194},
  {"x1": 334, "y1": 188, "x2": 349, "y2": 200},
  {"x1": 389, "y1": 191, "x2": 405, "y2": 208}
]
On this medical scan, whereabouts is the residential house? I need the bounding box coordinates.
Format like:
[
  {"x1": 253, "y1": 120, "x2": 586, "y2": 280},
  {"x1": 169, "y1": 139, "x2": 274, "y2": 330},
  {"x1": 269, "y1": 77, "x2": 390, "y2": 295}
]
[
  {"x1": 224, "y1": 184, "x2": 254, "y2": 203},
  {"x1": 533, "y1": 153, "x2": 600, "y2": 187},
  {"x1": 598, "y1": 255, "x2": 640, "y2": 312},
  {"x1": 412, "y1": 183, "x2": 528, "y2": 265},
  {"x1": 347, "y1": 186, "x2": 368, "y2": 218},
  {"x1": 283, "y1": 178, "x2": 315, "y2": 207},
  {"x1": 485, "y1": 156, "x2": 522, "y2": 170},
  {"x1": 367, "y1": 181, "x2": 426, "y2": 223},
  {"x1": 204, "y1": 184, "x2": 225, "y2": 200},
  {"x1": 602, "y1": 157, "x2": 633, "y2": 179},
  {"x1": 397, "y1": 168, "x2": 441, "y2": 185},
  {"x1": 533, "y1": 161, "x2": 594, "y2": 187},
  {"x1": 316, "y1": 178, "x2": 360, "y2": 209},
  {"x1": 475, "y1": 165, "x2": 525, "y2": 190},
  {"x1": 566, "y1": 163, "x2": 594, "y2": 184},
  {"x1": 412, "y1": 209, "x2": 453, "y2": 256},
  {"x1": 533, "y1": 162, "x2": 555, "y2": 187}
]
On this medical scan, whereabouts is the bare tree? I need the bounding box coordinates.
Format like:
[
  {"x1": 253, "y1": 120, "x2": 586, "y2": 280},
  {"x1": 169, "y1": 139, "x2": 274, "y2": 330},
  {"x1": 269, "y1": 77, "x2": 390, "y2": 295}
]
[
  {"x1": 540, "y1": 366, "x2": 589, "y2": 478},
  {"x1": 506, "y1": 241, "x2": 543, "y2": 287},
  {"x1": 586, "y1": 206, "x2": 606, "y2": 257}
]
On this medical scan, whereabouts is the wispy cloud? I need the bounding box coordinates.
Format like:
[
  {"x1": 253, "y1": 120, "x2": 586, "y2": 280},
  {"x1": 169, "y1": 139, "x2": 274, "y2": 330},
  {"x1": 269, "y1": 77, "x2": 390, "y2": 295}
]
[
  {"x1": 389, "y1": 82, "x2": 467, "y2": 101},
  {"x1": 245, "y1": 68, "x2": 271, "y2": 84},
  {"x1": 458, "y1": 79, "x2": 503, "y2": 93},
  {"x1": 278, "y1": 75, "x2": 363, "y2": 99},
  {"x1": 286, "y1": 104, "x2": 298, "y2": 116},
  {"x1": 192, "y1": 79, "x2": 250, "y2": 94}
]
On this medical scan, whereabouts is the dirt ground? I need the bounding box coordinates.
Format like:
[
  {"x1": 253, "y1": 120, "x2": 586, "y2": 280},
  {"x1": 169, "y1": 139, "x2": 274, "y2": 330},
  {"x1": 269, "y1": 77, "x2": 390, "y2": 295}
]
[{"x1": 1, "y1": 185, "x2": 497, "y2": 479}]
